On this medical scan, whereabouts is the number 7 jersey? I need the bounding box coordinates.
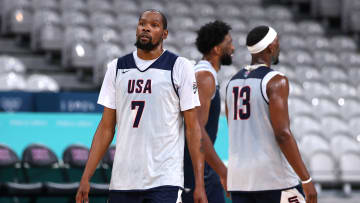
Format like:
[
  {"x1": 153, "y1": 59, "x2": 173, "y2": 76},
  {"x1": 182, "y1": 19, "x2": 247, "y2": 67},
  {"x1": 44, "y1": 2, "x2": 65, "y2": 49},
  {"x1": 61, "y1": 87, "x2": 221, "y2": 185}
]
[
  {"x1": 225, "y1": 65, "x2": 298, "y2": 191},
  {"x1": 98, "y1": 50, "x2": 200, "y2": 191}
]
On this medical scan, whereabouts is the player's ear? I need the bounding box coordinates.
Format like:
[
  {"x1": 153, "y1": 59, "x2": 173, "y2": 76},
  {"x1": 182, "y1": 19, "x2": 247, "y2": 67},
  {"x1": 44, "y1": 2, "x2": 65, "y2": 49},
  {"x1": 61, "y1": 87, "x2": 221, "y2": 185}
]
[
  {"x1": 213, "y1": 45, "x2": 221, "y2": 55},
  {"x1": 162, "y1": 29, "x2": 168, "y2": 40}
]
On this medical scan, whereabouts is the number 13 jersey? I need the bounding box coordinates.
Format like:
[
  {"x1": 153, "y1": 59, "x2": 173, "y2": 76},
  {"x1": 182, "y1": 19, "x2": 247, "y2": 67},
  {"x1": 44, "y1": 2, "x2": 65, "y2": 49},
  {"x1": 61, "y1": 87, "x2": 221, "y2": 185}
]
[
  {"x1": 98, "y1": 50, "x2": 200, "y2": 191},
  {"x1": 226, "y1": 65, "x2": 298, "y2": 192}
]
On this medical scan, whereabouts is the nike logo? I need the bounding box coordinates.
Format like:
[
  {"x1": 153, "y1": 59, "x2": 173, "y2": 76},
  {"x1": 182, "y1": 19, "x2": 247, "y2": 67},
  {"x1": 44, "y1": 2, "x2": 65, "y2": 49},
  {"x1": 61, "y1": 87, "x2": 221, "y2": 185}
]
[{"x1": 122, "y1": 70, "x2": 130, "y2": 74}]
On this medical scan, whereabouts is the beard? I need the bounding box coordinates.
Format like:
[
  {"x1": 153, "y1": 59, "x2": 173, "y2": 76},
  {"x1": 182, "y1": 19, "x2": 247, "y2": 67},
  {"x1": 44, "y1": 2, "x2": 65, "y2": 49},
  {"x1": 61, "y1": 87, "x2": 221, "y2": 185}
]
[
  {"x1": 134, "y1": 37, "x2": 161, "y2": 51},
  {"x1": 220, "y1": 53, "x2": 232, "y2": 65},
  {"x1": 272, "y1": 55, "x2": 280, "y2": 65}
]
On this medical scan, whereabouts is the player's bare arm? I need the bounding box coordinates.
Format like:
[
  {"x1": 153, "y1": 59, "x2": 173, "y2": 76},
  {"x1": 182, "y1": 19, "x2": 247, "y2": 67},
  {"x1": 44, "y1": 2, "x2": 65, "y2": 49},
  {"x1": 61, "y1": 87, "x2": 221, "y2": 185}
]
[
  {"x1": 196, "y1": 71, "x2": 227, "y2": 191},
  {"x1": 184, "y1": 108, "x2": 208, "y2": 203},
  {"x1": 76, "y1": 107, "x2": 116, "y2": 203},
  {"x1": 267, "y1": 75, "x2": 317, "y2": 203}
]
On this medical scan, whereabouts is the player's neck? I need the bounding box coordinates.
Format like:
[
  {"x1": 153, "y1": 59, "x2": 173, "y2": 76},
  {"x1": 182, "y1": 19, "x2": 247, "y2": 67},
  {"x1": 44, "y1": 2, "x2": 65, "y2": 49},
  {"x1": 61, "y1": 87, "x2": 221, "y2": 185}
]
[
  {"x1": 203, "y1": 55, "x2": 220, "y2": 72},
  {"x1": 251, "y1": 55, "x2": 271, "y2": 68},
  {"x1": 137, "y1": 46, "x2": 164, "y2": 60}
]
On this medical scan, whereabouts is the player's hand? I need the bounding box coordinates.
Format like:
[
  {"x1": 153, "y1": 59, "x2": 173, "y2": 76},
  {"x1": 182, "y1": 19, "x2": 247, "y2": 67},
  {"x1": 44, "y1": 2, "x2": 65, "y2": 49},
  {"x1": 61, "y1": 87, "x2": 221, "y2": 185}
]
[
  {"x1": 193, "y1": 185, "x2": 208, "y2": 203},
  {"x1": 302, "y1": 181, "x2": 317, "y2": 203},
  {"x1": 220, "y1": 170, "x2": 230, "y2": 198},
  {"x1": 76, "y1": 179, "x2": 90, "y2": 203}
]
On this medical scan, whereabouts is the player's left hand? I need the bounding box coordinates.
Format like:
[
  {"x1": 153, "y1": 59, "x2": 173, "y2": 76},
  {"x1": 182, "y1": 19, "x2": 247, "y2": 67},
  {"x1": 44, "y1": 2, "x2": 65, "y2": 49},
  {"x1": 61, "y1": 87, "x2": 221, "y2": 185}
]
[
  {"x1": 220, "y1": 170, "x2": 230, "y2": 198},
  {"x1": 193, "y1": 185, "x2": 208, "y2": 203}
]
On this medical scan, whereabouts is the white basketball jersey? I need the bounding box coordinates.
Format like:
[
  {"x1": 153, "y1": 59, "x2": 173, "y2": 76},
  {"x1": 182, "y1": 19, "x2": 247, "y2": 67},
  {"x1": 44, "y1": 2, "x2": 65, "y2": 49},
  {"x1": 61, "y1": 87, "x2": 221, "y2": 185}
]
[
  {"x1": 226, "y1": 65, "x2": 299, "y2": 191},
  {"x1": 97, "y1": 50, "x2": 200, "y2": 190}
]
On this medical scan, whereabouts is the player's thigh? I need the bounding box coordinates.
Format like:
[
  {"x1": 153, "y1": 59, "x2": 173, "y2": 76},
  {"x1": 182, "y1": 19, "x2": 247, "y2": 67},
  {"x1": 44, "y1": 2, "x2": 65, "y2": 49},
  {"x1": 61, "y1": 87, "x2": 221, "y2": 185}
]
[
  {"x1": 108, "y1": 191, "x2": 143, "y2": 203},
  {"x1": 206, "y1": 179, "x2": 226, "y2": 203},
  {"x1": 147, "y1": 186, "x2": 181, "y2": 203}
]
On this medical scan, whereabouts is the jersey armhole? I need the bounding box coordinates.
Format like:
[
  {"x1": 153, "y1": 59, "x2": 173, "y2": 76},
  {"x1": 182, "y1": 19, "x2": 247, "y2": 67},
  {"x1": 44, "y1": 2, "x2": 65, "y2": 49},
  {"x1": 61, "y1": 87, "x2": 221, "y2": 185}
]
[
  {"x1": 260, "y1": 71, "x2": 284, "y2": 104},
  {"x1": 195, "y1": 69, "x2": 217, "y2": 99}
]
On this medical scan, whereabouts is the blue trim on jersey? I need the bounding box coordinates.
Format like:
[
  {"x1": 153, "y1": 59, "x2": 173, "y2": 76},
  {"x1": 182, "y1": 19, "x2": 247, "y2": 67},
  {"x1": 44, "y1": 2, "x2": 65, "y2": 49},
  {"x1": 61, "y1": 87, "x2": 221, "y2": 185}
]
[
  {"x1": 115, "y1": 50, "x2": 179, "y2": 97},
  {"x1": 229, "y1": 66, "x2": 274, "y2": 104},
  {"x1": 109, "y1": 185, "x2": 182, "y2": 192},
  {"x1": 230, "y1": 66, "x2": 273, "y2": 81}
]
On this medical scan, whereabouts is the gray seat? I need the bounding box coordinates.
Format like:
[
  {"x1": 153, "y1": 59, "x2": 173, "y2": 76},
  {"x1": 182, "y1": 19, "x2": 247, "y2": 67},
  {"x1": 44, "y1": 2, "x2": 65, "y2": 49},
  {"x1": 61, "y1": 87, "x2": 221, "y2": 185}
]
[
  {"x1": 299, "y1": 133, "x2": 330, "y2": 159},
  {"x1": 297, "y1": 21, "x2": 325, "y2": 36},
  {"x1": 321, "y1": 66, "x2": 348, "y2": 82},
  {"x1": 119, "y1": 29, "x2": 136, "y2": 48},
  {"x1": 313, "y1": 51, "x2": 340, "y2": 67},
  {"x1": 303, "y1": 80, "x2": 331, "y2": 99},
  {"x1": 2, "y1": 0, "x2": 33, "y2": 35},
  {"x1": 313, "y1": 0, "x2": 341, "y2": 18},
  {"x1": 166, "y1": 2, "x2": 190, "y2": 17},
  {"x1": 330, "y1": 134, "x2": 360, "y2": 160},
  {"x1": 0, "y1": 55, "x2": 26, "y2": 74},
  {"x1": 25, "y1": 74, "x2": 60, "y2": 92},
  {"x1": 280, "y1": 35, "x2": 307, "y2": 51},
  {"x1": 339, "y1": 151, "x2": 360, "y2": 183},
  {"x1": 90, "y1": 12, "x2": 116, "y2": 29},
  {"x1": 31, "y1": 10, "x2": 62, "y2": 51},
  {"x1": 93, "y1": 43, "x2": 122, "y2": 85},
  {"x1": 240, "y1": 6, "x2": 265, "y2": 19},
  {"x1": 169, "y1": 16, "x2": 196, "y2": 32},
  {"x1": 348, "y1": 67, "x2": 360, "y2": 86},
  {"x1": 295, "y1": 65, "x2": 321, "y2": 81},
  {"x1": 273, "y1": 21, "x2": 298, "y2": 36},
  {"x1": 305, "y1": 36, "x2": 331, "y2": 51},
  {"x1": 266, "y1": 5, "x2": 293, "y2": 21},
  {"x1": 180, "y1": 46, "x2": 201, "y2": 61},
  {"x1": 340, "y1": 52, "x2": 360, "y2": 67},
  {"x1": 0, "y1": 72, "x2": 27, "y2": 91},
  {"x1": 175, "y1": 31, "x2": 196, "y2": 46},
  {"x1": 292, "y1": 114, "x2": 321, "y2": 136},
  {"x1": 308, "y1": 151, "x2": 337, "y2": 184},
  {"x1": 116, "y1": 14, "x2": 138, "y2": 31},
  {"x1": 312, "y1": 96, "x2": 340, "y2": 118},
  {"x1": 321, "y1": 115, "x2": 350, "y2": 136},
  {"x1": 286, "y1": 50, "x2": 314, "y2": 66},
  {"x1": 288, "y1": 96, "x2": 313, "y2": 117},
  {"x1": 217, "y1": 4, "x2": 241, "y2": 18},
  {"x1": 60, "y1": 0, "x2": 86, "y2": 12},
  {"x1": 87, "y1": 0, "x2": 112, "y2": 13},
  {"x1": 221, "y1": 18, "x2": 247, "y2": 33},
  {"x1": 330, "y1": 36, "x2": 357, "y2": 52},
  {"x1": 92, "y1": 27, "x2": 120, "y2": 46},
  {"x1": 289, "y1": 80, "x2": 304, "y2": 97},
  {"x1": 350, "y1": 116, "x2": 360, "y2": 138},
  {"x1": 190, "y1": 3, "x2": 216, "y2": 17},
  {"x1": 329, "y1": 81, "x2": 357, "y2": 99},
  {"x1": 32, "y1": 0, "x2": 58, "y2": 11},
  {"x1": 139, "y1": 1, "x2": 165, "y2": 12},
  {"x1": 113, "y1": 0, "x2": 138, "y2": 14},
  {"x1": 342, "y1": 0, "x2": 360, "y2": 32},
  {"x1": 340, "y1": 97, "x2": 360, "y2": 118},
  {"x1": 62, "y1": 26, "x2": 93, "y2": 68},
  {"x1": 61, "y1": 11, "x2": 89, "y2": 28}
]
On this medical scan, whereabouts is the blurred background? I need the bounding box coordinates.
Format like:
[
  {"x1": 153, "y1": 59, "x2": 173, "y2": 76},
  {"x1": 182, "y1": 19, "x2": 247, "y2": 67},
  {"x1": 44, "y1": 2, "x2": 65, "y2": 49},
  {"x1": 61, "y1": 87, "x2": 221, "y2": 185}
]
[{"x1": 0, "y1": 0, "x2": 359, "y2": 202}]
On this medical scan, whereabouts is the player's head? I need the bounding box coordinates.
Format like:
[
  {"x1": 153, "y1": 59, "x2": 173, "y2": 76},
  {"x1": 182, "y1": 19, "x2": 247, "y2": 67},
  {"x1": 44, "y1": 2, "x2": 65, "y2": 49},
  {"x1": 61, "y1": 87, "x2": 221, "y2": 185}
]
[
  {"x1": 135, "y1": 9, "x2": 168, "y2": 51},
  {"x1": 246, "y1": 25, "x2": 280, "y2": 65},
  {"x1": 195, "y1": 20, "x2": 234, "y2": 65}
]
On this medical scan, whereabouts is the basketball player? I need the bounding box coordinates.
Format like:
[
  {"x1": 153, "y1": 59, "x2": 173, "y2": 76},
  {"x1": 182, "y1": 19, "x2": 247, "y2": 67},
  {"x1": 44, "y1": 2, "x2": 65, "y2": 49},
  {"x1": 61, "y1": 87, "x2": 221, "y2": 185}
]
[
  {"x1": 183, "y1": 21, "x2": 234, "y2": 203},
  {"x1": 76, "y1": 10, "x2": 208, "y2": 203},
  {"x1": 225, "y1": 26, "x2": 317, "y2": 203}
]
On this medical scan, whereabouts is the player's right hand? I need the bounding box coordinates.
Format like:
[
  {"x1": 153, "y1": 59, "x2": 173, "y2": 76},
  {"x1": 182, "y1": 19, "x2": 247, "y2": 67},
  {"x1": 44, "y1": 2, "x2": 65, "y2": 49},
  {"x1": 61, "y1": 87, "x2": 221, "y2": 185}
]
[
  {"x1": 193, "y1": 185, "x2": 208, "y2": 203},
  {"x1": 302, "y1": 181, "x2": 317, "y2": 203},
  {"x1": 76, "y1": 179, "x2": 90, "y2": 203}
]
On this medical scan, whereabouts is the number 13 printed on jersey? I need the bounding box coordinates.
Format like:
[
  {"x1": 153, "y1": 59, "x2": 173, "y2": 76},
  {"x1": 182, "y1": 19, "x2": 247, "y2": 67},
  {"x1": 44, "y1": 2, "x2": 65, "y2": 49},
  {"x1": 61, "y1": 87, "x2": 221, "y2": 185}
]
[{"x1": 232, "y1": 86, "x2": 251, "y2": 120}]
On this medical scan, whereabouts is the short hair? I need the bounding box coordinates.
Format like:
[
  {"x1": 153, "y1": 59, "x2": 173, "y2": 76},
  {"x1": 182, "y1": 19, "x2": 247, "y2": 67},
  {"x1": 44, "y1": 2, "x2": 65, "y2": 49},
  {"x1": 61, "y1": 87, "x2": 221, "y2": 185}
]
[
  {"x1": 195, "y1": 20, "x2": 232, "y2": 55},
  {"x1": 139, "y1": 9, "x2": 167, "y2": 30},
  {"x1": 246, "y1": 26, "x2": 270, "y2": 47}
]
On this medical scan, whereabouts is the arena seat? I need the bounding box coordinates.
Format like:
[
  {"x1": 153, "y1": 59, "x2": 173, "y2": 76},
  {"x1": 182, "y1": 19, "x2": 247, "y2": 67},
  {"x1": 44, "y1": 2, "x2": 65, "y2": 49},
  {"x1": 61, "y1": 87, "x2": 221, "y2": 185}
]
[
  {"x1": 308, "y1": 151, "x2": 338, "y2": 186},
  {"x1": 90, "y1": 12, "x2": 116, "y2": 30},
  {"x1": 25, "y1": 74, "x2": 60, "y2": 92},
  {"x1": 87, "y1": 0, "x2": 113, "y2": 14},
  {"x1": 330, "y1": 134, "x2": 360, "y2": 160},
  {"x1": 0, "y1": 72, "x2": 27, "y2": 91},
  {"x1": 60, "y1": 0, "x2": 86, "y2": 13}
]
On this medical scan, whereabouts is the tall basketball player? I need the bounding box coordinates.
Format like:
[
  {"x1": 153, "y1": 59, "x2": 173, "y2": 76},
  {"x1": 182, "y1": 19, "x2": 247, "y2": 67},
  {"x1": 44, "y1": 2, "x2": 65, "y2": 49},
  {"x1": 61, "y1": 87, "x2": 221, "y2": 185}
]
[
  {"x1": 76, "y1": 10, "x2": 207, "y2": 203},
  {"x1": 225, "y1": 26, "x2": 317, "y2": 203},
  {"x1": 183, "y1": 20, "x2": 234, "y2": 203}
]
